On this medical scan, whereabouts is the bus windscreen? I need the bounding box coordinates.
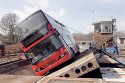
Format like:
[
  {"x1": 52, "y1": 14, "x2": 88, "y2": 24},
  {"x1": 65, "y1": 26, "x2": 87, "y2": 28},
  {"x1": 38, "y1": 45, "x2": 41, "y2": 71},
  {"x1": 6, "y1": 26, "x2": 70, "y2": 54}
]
[
  {"x1": 28, "y1": 34, "x2": 63, "y2": 64},
  {"x1": 21, "y1": 22, "x2": 49, "y2": 47},
  {"x1": 15, "y1": 11, "x2": 48, "y2": 41}
]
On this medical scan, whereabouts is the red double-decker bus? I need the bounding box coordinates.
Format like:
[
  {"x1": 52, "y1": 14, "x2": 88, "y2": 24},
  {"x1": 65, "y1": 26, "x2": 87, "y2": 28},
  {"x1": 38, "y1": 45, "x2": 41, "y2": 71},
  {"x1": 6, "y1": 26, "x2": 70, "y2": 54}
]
[{"x1": 15, "y1": 10, "x2": 80, "y2": 76}]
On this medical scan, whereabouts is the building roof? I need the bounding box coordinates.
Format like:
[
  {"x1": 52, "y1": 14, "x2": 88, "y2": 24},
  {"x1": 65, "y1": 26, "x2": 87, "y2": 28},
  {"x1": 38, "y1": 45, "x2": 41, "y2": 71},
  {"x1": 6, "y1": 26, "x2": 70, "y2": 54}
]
[{"x1": 92, "y1": 21, "x2": 113, "y2": 25}]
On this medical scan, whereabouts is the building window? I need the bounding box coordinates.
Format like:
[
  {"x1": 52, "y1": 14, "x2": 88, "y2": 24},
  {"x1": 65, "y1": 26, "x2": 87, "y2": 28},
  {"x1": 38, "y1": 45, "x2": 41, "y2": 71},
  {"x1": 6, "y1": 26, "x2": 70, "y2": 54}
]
[
  {"x1": 102, "y1": 26, "x2": 112, "y2": 33},
  {"x1": 94, "y1": 24, "x2": 101, "y2": 33}
]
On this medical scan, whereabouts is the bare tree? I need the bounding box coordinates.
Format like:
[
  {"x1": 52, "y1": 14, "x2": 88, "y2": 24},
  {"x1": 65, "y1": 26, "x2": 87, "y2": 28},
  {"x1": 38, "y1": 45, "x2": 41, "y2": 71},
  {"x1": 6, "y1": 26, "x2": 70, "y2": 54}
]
[
  {"x1": 72, "y1": 32, "x2": 94, "y2": 41},
  {"x1": 87, "y1": 32, "x2": 94, "y2": 41},
  {"x1": 0, "y1": 13, "x2": 19, "y2": 44},
  {"x1": 73, "y1": 33, "x2": 87, "y2": 41}
]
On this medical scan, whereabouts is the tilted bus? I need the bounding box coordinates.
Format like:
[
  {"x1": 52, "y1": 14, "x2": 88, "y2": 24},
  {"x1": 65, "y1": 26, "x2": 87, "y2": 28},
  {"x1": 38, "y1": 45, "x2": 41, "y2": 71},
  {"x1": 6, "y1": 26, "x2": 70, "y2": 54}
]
[{"x1": 15, "y1": 10, "x2": 80, "y2": 76}]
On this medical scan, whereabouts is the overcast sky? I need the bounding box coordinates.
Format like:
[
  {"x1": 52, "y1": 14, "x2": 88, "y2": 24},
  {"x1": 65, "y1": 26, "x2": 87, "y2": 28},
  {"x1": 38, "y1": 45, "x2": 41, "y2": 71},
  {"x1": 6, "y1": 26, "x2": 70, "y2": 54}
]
[{"x1": 0, "y1": 0, "x2": 125, "y2": 34}]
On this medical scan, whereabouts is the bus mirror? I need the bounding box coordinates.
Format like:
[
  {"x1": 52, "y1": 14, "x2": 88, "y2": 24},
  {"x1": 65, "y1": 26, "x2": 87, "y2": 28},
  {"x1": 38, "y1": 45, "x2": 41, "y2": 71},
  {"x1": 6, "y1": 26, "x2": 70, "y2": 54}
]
[{"x1": 55, "y1": 31, "x2": 60, "y2": 36}]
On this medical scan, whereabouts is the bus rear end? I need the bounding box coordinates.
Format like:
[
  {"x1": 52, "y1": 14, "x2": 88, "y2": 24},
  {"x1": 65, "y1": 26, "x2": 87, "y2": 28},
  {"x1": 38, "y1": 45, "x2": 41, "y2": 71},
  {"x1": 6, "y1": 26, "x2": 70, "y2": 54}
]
[{"x1": 15, "y1": 10, "x2": 73, "y2": 76}]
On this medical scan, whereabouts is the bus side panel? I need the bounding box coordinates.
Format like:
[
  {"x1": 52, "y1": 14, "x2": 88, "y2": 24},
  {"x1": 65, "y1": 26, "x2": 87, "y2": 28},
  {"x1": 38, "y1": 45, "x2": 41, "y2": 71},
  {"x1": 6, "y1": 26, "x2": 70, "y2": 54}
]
[{"x1": 43, "y1": 12, "x2": 79, "y2": 54}]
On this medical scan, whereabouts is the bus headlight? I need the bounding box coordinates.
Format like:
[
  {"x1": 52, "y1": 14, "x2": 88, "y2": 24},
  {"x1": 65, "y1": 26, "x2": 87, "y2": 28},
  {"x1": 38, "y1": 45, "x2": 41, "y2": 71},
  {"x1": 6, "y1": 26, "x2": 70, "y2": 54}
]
[
  {"x1": 59, "y1": 53, "x2": 67, "y2": 60},
  {"x1": 61, "y1": 54, "x2": 65, "y2": 58},
  {"x1": 36, "y1": 68, "x2": 44, "y2": 72}
]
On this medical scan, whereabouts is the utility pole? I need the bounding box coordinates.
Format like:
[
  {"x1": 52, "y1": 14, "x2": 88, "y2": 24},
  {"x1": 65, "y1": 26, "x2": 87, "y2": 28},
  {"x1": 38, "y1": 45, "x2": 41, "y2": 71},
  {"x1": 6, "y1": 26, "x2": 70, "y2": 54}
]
[
  {"x1": 92, "y1": 10, "x2": 95, "y2": 23},
  {"x1": 92, "y1": 10, "x2": 95, "y2": 41}
]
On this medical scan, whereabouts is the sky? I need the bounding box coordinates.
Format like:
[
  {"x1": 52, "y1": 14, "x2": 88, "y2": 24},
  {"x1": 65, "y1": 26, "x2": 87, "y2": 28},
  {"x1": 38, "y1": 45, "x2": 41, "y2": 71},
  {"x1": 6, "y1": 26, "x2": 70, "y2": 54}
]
[{"x1": 0, "y1": 0, "x2": 125, "y2": 34}]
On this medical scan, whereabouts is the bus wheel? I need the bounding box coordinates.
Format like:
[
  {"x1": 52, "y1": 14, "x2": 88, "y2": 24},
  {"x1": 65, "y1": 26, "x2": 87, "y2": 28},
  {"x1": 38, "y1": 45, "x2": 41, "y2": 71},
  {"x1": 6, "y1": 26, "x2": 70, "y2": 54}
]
[
  {"x1": 70, "y1": 48, "x2": 76, "y2": 59},
  {"x1": 76, "y1": 51, "x2": 80, "y2": 56}
]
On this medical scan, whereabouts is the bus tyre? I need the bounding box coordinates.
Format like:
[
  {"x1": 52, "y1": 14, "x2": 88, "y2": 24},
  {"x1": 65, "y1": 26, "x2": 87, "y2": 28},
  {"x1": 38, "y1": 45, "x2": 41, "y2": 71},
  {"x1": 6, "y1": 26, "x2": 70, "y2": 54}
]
[{"x1": 76, "y1": 51, "x2": 80, "y2": 56}]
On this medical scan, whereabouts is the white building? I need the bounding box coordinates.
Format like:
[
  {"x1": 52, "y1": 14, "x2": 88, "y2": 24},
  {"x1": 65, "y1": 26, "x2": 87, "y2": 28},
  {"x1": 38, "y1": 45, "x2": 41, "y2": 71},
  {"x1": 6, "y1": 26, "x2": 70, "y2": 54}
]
[{"x1": 93, "y1": 21, "x2": 114, "y2": 34}]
